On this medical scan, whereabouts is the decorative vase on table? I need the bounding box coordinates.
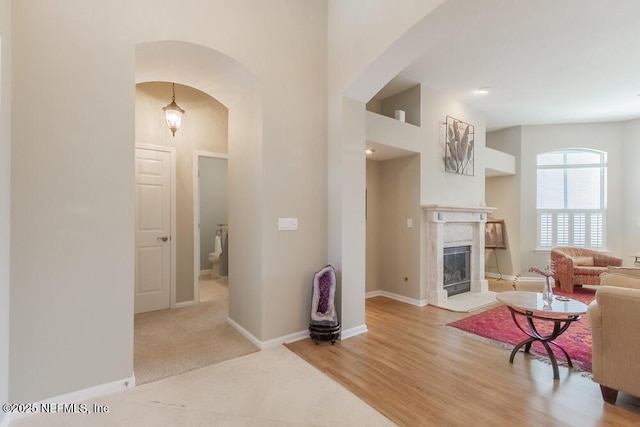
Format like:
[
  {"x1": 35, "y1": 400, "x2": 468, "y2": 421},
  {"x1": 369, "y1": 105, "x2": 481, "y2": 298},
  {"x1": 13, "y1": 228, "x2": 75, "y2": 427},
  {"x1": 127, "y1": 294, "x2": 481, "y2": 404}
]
[
  {"x1": 513, "y1": 264, "x2": 555, "y2": 307},
  {"x1": 542, "y1": 276, "x2": 554, "y2": 307}
]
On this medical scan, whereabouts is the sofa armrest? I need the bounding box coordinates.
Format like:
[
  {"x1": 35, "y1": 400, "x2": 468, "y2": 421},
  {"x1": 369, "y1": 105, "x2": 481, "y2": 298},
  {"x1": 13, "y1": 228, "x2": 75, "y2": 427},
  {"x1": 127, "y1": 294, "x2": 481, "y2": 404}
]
[
  {"x1": 600, "y1": 273, "x2": 640, "y2": 290},
  {"x1": 606, "y1": 266, "x2": 640, "y2": 278},
  {"x1": 593, "y1": 253, "x2": 622, "y2": 267},
  {"x1": 587, "y1": 286, "x2": 640, "y2": 397},
  {"x1": 551, "y1": 250, "x2": 574, "y2": 291}
]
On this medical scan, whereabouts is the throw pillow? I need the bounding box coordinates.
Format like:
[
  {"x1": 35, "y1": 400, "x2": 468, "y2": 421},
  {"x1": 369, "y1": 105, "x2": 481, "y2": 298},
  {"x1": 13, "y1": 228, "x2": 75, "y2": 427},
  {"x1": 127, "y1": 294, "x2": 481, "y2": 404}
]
[{"x1": 572, "y1": 256, "x2": 595, "y2": 266}]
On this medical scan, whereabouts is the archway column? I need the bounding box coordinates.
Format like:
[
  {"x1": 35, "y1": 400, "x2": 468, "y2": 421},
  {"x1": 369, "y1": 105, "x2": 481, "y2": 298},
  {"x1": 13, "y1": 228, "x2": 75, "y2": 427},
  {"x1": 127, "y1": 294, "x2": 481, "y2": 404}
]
[{"x1": 328, "y1": 95, "x2": 367, "y2": 337}]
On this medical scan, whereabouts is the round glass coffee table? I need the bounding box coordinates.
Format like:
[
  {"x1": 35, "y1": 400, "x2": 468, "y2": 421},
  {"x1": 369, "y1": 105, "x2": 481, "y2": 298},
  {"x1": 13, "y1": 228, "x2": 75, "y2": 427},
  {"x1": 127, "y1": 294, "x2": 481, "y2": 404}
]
[{"x1": 496, "y1": 291, "x2": 588, "y2": 380}]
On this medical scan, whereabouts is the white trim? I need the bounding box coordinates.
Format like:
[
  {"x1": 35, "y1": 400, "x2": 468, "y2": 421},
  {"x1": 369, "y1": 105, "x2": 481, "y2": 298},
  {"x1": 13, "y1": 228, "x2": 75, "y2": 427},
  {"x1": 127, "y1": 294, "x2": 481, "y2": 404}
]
[
  {"x1": 367, "y1": 290, "x2": 428, "y2": 307},
  {"x1": 340, "y1": 324, "x2": 368, "y2": 340},
  {"x1": 8, "y1": 376, "x2": 135, "y2": 422},
  {"x1": 485, "y1": 272, "x2": 518, "y2": 281},
  {"x1": 135, "y1": 144, "x2": 177, "y2": 309},
  {"x1": 264, "y1": 330, "x2": 309, "y2": 348},
  {"x1": 226, "y1": 319, "x2": 310, "y2": 350},
  {"x1": 226, "y1": 318, "x2": 367, "y2": 348},
  {"x1": 199, "y1": 269, "x2": 212, "y2": 279},
  {"x1": 365, "y1": 290, "x2": 383, "y2": 298},
  {"x1": 174, "y1": 300, "x2": 195, "y2": 309},
  {"x1": 282, "y1": 330, "x2": 313, "y2": 344},
  {"x1": 227, "y1": 317, "x2": 263, "y2": 349},
  {"x1": 193, "y1": 151, "x2": 229, "y2": 306},
  {"x1": 193, "y1": 150, "x2": 229, "y2": 159}
]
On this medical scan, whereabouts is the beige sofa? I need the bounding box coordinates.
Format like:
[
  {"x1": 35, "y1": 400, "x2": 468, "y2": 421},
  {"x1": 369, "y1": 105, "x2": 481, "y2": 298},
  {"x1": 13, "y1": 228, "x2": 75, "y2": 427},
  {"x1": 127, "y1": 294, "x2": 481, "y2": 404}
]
[{"x1": 587, "y1": 268, "x2": 640, "y2": 403}]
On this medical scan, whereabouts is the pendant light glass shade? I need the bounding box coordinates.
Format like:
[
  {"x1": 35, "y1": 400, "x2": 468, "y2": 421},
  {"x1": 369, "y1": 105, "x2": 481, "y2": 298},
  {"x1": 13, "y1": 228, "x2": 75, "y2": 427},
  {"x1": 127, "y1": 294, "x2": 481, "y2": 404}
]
[{"x1": 162, "y1": 83, "x2": 185, "y2": 137}]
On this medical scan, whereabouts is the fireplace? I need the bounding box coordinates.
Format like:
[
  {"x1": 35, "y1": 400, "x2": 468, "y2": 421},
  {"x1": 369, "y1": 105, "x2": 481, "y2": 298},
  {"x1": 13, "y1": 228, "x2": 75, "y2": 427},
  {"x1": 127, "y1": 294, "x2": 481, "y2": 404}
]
[
  {"x1": 422, "y1": 205, "x2": 495, "y2": 310},
  {"x1": 443, "y1": 246, "x2": 471, "y2": 296}
]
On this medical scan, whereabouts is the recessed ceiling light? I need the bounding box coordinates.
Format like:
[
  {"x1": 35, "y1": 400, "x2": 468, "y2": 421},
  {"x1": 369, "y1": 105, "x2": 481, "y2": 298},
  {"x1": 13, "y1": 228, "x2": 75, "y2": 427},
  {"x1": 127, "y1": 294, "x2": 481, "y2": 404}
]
[
  {"x1": 365, "y1": 148, "x2": 375, "y2": 155},
  {"x1": 475, "y1": 87, "x2": 490, "y2": 95}
]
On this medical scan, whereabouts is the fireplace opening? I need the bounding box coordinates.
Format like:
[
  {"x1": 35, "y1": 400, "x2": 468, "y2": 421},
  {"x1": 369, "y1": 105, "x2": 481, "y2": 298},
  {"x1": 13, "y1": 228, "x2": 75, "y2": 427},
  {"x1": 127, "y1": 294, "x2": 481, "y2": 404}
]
[{"x1": 443, "y1": 246, "x2": 471, "y2": 297}]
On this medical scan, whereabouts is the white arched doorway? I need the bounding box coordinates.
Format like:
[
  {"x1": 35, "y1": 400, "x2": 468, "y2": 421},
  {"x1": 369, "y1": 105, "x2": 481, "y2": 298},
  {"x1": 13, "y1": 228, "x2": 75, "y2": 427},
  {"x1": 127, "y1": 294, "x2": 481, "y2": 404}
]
[{"x1": 133, "y1": 41, "x2": 260, "y2": 383}]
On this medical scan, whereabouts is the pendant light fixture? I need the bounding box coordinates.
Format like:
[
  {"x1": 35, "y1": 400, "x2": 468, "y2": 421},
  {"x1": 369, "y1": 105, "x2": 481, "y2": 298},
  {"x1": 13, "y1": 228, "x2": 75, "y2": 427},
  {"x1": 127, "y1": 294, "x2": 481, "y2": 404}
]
[{"x1": 162, "y1": 83, "x2": 185, "y2": 137}]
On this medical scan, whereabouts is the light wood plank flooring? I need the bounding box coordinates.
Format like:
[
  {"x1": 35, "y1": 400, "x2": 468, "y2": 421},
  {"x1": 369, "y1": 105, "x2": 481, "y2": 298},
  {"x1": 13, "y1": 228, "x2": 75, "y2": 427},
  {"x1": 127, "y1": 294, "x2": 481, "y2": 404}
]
[{"x1": 286, "y1": 293, "x2": 640, "y2": 426}]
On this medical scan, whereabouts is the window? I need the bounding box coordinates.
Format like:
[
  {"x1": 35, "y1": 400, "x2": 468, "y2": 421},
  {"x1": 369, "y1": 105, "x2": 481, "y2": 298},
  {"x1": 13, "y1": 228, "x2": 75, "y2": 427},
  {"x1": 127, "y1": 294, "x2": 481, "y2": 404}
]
[{"x1": 536, "y1": 149, "x2": 606, "y2": 249}]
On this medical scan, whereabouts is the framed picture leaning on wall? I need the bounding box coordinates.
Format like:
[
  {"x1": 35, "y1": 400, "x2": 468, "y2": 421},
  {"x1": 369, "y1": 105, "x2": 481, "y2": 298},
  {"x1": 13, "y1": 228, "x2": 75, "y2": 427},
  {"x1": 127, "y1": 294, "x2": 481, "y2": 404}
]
[{"x1": 485, "y1": 220, "x2": 506, "y2": 249}]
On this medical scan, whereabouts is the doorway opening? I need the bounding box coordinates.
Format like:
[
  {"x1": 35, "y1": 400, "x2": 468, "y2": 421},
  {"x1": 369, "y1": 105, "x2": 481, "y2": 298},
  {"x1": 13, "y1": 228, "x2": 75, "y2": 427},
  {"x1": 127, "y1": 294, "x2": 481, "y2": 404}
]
[
  {"x1": 133, "y1": 82, "x2": 258, "y2": 385},
  {"x1": 193, "y1": 152, "x2": 228, "y2": 301},
  {"x1": 365, "y1": 147, "x2": 421, "y2": 302},
  {"x1": 133, "y1": 41, "x2": 261, "y2": 385}
]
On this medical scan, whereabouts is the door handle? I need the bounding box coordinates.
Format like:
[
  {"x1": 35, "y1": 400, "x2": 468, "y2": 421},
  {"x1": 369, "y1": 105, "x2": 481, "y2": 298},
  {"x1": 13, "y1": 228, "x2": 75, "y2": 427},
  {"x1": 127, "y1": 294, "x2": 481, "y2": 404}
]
[{"x1": 157, "y1": 236, "x2": 169, "y2": 242}]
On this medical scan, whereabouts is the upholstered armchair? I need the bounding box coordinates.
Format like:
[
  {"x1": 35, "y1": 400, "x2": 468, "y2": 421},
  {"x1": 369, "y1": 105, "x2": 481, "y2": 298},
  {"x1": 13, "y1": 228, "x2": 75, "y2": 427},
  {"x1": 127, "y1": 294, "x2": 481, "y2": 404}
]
[
  {"x1": 550, "y1": 247, "x2": 622, "y2": 293},
  {"x1": 588, "y1": 271, "x2": 640, "y2": 403}
]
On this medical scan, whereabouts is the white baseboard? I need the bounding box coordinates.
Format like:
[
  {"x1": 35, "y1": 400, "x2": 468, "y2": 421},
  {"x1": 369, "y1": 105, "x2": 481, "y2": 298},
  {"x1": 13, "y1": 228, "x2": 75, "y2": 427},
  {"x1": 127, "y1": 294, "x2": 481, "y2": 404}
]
[
  {"x1": 227, "y1": 317, "x2": 264, "y2": 349},
  {"x1": 199, "y1": 269, "x2": 212, "y2": 279},
  {"x1": 266, "y1": 330, "x2": 309, "y2": 347},
  {"x1": 365, "y1": 290, "x2": 383, "y2": 298},
  {"x1": 174, "y1": 300, "x2": 195, "y2": 309},
  {"x1": 227, "y1": 316, "x2": 312, "y2": 349},
  {"x1": 9, "y1": 375, "x2": 135, "y2": 422},
  {"x1": 227, "y1": 315, "x2": 368, "y2": 348},
  {"x1": 485, "y1": 272, "x2": 519, "y2": 281},
  {"x1": 486, "y1": 272, "x2": 545, "y2": 283},
  {"x1": 367, "y1": 290, "x2": 428, "y2": 307},
  {"x1": 340, "y1": 324, "x2": 368, "y2": 339}
]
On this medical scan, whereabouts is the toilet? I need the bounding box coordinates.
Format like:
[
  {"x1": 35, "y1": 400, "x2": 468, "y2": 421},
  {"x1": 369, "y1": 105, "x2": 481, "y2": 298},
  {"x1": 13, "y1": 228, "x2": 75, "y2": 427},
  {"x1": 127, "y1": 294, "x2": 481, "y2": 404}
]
[{"x1": 208, "y1": 234, "x2": 223, "y2": 278}]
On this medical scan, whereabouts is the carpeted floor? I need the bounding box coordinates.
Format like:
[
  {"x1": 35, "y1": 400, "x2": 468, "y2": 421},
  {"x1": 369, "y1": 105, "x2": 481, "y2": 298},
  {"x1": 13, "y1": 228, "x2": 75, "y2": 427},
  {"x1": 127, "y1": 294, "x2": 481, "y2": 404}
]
[
  {"x1": 134, "y1": 277, "x2": 259, "y2": 385},
  {"x1": 448, "y1": 286, "x2": 596, "y2": 372}
]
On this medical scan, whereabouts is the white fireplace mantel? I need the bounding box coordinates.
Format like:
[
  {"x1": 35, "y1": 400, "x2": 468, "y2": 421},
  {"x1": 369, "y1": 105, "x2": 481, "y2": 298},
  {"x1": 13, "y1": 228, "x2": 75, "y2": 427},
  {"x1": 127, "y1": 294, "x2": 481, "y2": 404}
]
[
  {"x1": 422, "y1": 204, "x2": 495, "y2": 221},
  {"x1": 422, "y1": 205, "x2": 496, "y2": 310}
]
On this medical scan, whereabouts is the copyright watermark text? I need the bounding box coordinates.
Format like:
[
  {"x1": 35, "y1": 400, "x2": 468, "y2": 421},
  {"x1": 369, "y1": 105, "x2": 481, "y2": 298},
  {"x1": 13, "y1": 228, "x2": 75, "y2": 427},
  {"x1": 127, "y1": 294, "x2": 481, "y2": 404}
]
[{"x1": 2, "y1": 402, "x2": 110, "y2": 414}]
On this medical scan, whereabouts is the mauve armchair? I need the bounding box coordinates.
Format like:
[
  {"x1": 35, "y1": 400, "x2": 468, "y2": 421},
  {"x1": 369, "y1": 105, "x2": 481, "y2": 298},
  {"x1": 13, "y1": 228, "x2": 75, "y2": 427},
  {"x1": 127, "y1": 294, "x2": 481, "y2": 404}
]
[{"x1": 550, "y1": 247, "x2": 622, "y2": 293}]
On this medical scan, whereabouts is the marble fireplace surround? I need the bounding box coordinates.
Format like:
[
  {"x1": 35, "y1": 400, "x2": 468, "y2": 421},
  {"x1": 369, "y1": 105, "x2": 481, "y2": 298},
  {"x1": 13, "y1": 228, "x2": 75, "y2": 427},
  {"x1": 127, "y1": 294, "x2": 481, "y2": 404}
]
[{"x1": 423, "y1": 205, "x2": 496, "y2": 312}]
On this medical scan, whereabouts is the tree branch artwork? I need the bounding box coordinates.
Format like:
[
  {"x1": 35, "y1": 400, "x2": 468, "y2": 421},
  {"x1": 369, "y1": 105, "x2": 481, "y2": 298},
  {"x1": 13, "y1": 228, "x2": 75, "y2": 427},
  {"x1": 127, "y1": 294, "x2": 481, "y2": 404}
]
[{"x1": 445, "y1": 116, "x2": 474, "y2": 176}]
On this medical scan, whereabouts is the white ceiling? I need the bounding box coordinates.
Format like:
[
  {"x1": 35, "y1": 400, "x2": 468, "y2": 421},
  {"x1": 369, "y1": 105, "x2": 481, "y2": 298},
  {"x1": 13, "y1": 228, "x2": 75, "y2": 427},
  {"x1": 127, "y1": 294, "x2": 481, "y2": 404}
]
[{"x1": 376, "y1": 0, "x2": 640, "y2": 132}]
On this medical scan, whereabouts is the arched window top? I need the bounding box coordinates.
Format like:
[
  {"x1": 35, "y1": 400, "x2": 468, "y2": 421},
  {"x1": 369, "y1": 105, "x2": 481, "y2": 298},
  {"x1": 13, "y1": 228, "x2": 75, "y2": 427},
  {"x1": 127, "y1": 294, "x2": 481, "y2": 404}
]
[{"x1": 537, "y1": 148, "x2": 606, "y2": 167}]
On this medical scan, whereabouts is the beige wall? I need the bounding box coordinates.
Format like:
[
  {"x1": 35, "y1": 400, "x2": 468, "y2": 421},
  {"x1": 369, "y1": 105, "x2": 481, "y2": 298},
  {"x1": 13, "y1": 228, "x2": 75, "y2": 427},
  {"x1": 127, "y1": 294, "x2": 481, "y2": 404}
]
[
  {"x1": 0, "y1": 0, "x2": 11, "y2": 419},
  {"x1": 365, "y1": 159, "x2": 382, "y2": 293},
  {"x1": 11, "y1": 2, "x2": 136, "y2": 400},
  {"x1": 10, "y1": 0, "x2": 328, "y2": 404},
  {"x1": 380, "y1": 155, "x2": 421, "y2": 299},
  {"x1": 420, "y1": 85, "x2": 487, "y2": 207},
  {"x1": 380, "y1": 85, "x2": 421, "y2": 126},
  {"x1": 228, "y1": 86, "x2": 263, "y2": 338},
  {"x1": 485, "y1": 127, "x2": 522, "y2": 275},
  {"x1": 135, "y1": 82, "x2": 228, "y2": 303}
]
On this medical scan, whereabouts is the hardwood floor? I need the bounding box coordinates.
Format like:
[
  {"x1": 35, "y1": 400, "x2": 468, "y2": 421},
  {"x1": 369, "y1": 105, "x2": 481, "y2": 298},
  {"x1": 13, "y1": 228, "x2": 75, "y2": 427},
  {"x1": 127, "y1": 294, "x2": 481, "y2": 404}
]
[{"x1": 286, "y1": 294, "x2": 640, "y2": 426}]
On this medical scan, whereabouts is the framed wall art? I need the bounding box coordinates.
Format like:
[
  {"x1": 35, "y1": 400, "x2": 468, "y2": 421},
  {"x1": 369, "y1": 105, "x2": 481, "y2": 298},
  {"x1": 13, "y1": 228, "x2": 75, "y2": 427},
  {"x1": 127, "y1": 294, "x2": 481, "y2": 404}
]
[{"x1": 444, "y1": 116, "x2": 474, "y2": 176}]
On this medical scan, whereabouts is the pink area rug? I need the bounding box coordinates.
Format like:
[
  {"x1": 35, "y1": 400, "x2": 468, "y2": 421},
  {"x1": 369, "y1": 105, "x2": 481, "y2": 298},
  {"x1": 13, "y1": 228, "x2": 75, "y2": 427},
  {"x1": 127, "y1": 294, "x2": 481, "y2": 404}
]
[{"x1": 448, "y1": 288, "x2": 596, "y2": 373}]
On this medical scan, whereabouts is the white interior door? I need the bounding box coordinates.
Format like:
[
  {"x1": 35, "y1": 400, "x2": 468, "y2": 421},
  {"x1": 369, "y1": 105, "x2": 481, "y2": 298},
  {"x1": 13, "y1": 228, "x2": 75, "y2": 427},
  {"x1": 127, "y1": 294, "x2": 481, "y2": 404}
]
[{"x1": 135, "y1": 147, "x2": 173, "y2": 314}]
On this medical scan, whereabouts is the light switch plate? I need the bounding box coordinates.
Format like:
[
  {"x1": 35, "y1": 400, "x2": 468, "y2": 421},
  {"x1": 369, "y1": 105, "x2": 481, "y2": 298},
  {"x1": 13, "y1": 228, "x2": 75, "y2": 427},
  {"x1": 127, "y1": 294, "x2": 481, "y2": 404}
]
[
  {"x1": 278, "y1": 217, "x2": 298, "y2": 231},
  {"x1": 407, "y1": 218, "x2": 413, "y2": 228}
]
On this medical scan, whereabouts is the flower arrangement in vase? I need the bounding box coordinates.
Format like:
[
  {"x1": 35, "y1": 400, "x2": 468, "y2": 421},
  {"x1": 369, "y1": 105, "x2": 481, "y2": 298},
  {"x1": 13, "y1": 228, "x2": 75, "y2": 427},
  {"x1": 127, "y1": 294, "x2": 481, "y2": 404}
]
[{"x1": 513, "y1": 263, "x2": 555, "y2": 306}]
